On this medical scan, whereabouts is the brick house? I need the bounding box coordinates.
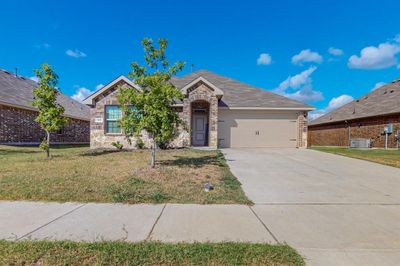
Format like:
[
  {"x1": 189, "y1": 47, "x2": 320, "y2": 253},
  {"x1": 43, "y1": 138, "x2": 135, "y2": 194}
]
[
  {"x1": 308, "y1": 79, "x2": 400, "y2": 148},
  {"x1": 83, "y1": 70, "x2": 313, "y2": 149},
  {"x1": 0, "y1": 69, "x2": 90, "y2": 144}
]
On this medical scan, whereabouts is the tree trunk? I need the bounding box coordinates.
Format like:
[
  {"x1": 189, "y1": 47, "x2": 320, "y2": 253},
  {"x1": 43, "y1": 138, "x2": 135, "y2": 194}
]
[
  {"x1": 46, "y1": 130, "x2": 50, "y2": 158},
  {"x1": 151, "y1": 139, "x2": 156, "y2": 168}
]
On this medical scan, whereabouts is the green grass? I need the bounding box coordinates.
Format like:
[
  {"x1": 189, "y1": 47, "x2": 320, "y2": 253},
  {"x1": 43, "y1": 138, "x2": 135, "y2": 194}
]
[
  {"x1": 0, "y1": 145, "x2": 251, "y2": 204},
  {"x1": 311, "y1": 146, "x2": 400, "y2": 168},
  {"x1": 0, "y1": 240, "x2": 304, "y2": 266}
]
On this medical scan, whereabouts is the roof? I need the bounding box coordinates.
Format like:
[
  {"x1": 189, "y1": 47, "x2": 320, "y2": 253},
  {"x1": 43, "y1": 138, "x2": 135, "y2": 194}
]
[
  {"x1": 0, "y1": 69, "x2": 90, "y2": 121},
  {"x1": 309, "y1": 79, "x2": 400, "y2": 126},
  {"x1": 171, "y1": 69, "x2": 313, "y2": 109}
]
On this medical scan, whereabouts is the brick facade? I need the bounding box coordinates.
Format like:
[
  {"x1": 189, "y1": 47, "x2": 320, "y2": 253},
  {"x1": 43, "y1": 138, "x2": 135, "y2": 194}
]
[
  {"x1": 90, "y1": 84, "x2": 153, "y2": 149},
  {"x1": 89, "y1": 80, "x2": 219, "y2": 149},
  {"x1": 0, "y1": 104, "x2": 90, "y2": 144},
  {"x1": 308, "y1": 113, "x2": 400, "y2": 148},
  {"x1": 183, "y1": 82, "x2": 219, "y2": 148},
  {"x1": 297, "y1": 111, "x2": 308, "y2": 148}
]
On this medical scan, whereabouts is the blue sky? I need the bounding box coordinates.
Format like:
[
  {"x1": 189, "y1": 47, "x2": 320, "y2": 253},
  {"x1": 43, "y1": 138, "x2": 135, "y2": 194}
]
[{"x1": 1, "y1": 0, "x2": 400, "y2": 119}]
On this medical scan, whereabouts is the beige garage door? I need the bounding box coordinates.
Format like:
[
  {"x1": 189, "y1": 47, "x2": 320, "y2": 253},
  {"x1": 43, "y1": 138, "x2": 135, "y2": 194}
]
[{"x1": 218, "y1": 110, "x2": 298, "y2": 148}]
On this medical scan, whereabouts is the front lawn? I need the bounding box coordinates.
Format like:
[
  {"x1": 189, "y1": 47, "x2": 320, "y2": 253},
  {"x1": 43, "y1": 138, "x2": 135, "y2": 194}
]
[
  {"x1": 0, "y1": 145, "x2": 251, "y2": 204},
  {"x1": 311, "y1": 146, "x2": 400, "y2": 168},
  {"x1": 0, "y1": 240, "x2": 304, "y2": 266}
]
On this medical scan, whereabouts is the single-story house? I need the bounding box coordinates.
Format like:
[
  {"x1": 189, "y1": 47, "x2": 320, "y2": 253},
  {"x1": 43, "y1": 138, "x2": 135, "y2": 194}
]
[
  {"x1": 308, "y1": 79, "x2": 400, "y2": 148},
  {"x1": 83, "y1": 70, "x2": 314, "y2": 149},
  {"x1": 0, "y1": 68, "x2": 90, "y2": 145}
]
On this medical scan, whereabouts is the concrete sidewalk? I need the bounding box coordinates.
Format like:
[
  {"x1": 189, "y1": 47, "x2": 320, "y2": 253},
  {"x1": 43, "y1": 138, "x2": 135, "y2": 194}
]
[
  {"x1": 3, "y1": 200, "x2": 400, "y2": 265},
  {"x1": 0, "y1": 201, "x2": 276, "y2": 243}
]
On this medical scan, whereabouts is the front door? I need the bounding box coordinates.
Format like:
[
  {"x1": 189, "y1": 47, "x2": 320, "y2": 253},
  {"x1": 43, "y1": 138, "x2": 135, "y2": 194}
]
[{"x1": 192, "y1": 114, "x2": 208, "y2": 146}]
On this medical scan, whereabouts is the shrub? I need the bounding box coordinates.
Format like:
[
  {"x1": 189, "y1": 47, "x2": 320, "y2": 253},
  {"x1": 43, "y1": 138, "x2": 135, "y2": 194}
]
[
  {"x1": 135, "y1": 138, "x2": 145, "y2": 149},
  {"x1": 111, "y1": 141, "x2": 124, "y2": 150}
]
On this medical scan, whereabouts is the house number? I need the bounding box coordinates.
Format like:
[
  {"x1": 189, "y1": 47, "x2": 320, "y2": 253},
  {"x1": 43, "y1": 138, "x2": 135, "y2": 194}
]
[{"x1": 95, "y1": 117, "x2": 103, "y2": 123}]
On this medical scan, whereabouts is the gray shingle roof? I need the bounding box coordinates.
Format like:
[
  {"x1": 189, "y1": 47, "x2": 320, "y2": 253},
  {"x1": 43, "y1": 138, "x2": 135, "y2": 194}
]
[
  {"x1": 309, "y1": 80, "x2": 400, "y2": 126},
  {"x1": 171, "y1": 69, "x2": 313, "y2": 109},
  {"x1": 0, "y1": 69, "x2": 90, "y2": 121}
]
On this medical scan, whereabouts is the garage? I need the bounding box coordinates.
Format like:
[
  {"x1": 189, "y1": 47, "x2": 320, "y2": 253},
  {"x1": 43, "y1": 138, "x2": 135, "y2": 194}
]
[{"x1": 217, "y1": 109, "x2": 298, "y2": 148}]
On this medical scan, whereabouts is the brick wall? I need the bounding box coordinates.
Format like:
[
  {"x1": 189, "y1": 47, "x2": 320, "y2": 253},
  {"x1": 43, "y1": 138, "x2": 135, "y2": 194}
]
[
  {"x1": 90, "y1": 80, "x2": 219, "y2": 149},
  {"x1": 308, "y1": 114, "x2": 400, "y2": 148},
  {"x1": 0, "y1": 104, "x2": 90, "y2": 144},
  {"x1": 183, "y1": 82, "x2": 218, "y2": 148},
  {"x1": 297, "y1": 111, "x2": 308, "y2": 148}
]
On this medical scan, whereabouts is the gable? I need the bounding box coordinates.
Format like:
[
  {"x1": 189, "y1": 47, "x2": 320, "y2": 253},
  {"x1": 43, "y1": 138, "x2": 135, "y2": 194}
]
[
  {"x1": 83, "y1": 76, "x2": 140, "y2": 106},
  {"x1": 181, "y1": 77, "x2": 224, "y2": 98}
]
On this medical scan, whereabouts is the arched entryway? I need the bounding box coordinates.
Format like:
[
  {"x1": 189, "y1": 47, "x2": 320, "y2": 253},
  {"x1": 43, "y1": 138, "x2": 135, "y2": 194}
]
[{"x1": 191, "y1": 100, "x2": 210, "y2": 146}]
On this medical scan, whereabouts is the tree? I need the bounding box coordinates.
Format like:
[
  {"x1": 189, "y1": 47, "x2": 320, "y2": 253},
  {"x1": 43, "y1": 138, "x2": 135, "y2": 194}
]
[
  {"x1": 32, "y1": 64, "x2": 68, "y2": 158},
  {"x1": 118, "y1": 38, "x2": 185, "y2": 168}
]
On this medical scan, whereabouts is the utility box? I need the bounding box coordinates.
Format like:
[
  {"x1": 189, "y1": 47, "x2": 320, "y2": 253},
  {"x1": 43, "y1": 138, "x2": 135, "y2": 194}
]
[{"x1": 350, "y1": 138, "x2": 371, "y2": 148}]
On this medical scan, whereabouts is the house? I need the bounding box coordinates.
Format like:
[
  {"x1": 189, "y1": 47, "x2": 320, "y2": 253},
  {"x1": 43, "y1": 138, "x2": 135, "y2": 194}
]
[
  {"x1": 0, "y1": 69, "x2": 90, "y2": 145},
  {"x1": 83, "y1": 70, "x2": 314, "y2": 149},
  {"x1": 308, "y1": 79, "x2": 400, "y2": 148}
]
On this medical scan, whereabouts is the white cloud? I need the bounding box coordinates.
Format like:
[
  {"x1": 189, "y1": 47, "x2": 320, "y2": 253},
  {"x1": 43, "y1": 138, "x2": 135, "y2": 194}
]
[
  {"x1": 371, "y1": 82, "x2": 386, "y2": 91},
  {"x1": 71, "y1": 87, "x2": 92, "y2": 102},
  {"x1": 96, "y1": 84, "x2": 104, "y2": 90},
  {"x1": 71, "y1": 84, "x2": 104, "y2": 102},
  {"x1": 257, "y1": 53, "x2": 272, "y2": 65},
  {"x1": 273, "y1": 66, "x2": 323, "y2": 103},
  {"x1": 308, "y1": 110, "x2": 326, "y2": 121},
  {"x1": 327, "y1": 94, "x2": 354, "y2": 110},
  {"x1": 66, "y1": 49, "x2": 87, "y2": 58},
  {"x1": 348, "y1": 37, "x2": 400, "y2": 69},
  {"x1": 30, "y1": 76, "x2": 40, "y2": 83},
  {"x1": 328, "y1": 47, "x2": 343, "y2": 56},
  {"x1": 309, "y1": 94, "x2": 354, "y2": 120},
  {"x1": 276, "y1": 66, "x2": 317, "y2": 91},
  {"x1": 291, "y1": 49, "x2": 323, "y2": 65}
]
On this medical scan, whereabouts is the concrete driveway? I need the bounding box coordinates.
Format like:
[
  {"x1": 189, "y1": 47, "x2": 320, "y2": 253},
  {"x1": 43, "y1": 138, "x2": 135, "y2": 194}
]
[{"x1": 223, "y1": 148, "x2": 400, "y2": 266}]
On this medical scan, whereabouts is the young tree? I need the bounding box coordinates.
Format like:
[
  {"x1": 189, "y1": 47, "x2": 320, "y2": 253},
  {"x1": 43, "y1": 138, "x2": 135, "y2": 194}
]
[
  {"x1": 118, "y1": 38, "x2": 185, "y2": 168},
  {"x1": 32, "y1": 64, "x2": 68, "y2": 158}
]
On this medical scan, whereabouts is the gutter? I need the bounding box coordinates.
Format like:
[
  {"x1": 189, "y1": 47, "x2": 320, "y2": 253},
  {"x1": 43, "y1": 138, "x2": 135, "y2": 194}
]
[{"x1": 218, "y1": 106, "x2": 315, "y2": 111}]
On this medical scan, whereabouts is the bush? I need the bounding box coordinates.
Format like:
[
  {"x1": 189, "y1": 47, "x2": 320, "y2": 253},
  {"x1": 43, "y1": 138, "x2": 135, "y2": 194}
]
[
  {"x1": 111, "y1": 141, "x2": 123, "y2": 150},
  {"x1": 135, "y1": 138, "x2": 145, "y2": 149}
]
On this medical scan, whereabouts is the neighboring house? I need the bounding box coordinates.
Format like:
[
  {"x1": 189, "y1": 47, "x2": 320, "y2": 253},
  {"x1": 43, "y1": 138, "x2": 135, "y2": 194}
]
[
  {"x1": 308, "y1": 79, "x2": 400, "y2": 148},
  {"x1": 83, "y1": 70, "x2": 313, "y2": 149},
  {"x1": 0, "y1": 69, "x2": 90, "y2": 145}
]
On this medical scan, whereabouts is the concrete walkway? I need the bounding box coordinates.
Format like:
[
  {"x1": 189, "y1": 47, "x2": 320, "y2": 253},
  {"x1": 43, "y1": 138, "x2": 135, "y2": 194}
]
[
  {"x1": 2, "y1": 200, "x2": 400, "y2": 265},
  {"x1": 0, "y1": 201, "x2": 276, "y2": 243}
]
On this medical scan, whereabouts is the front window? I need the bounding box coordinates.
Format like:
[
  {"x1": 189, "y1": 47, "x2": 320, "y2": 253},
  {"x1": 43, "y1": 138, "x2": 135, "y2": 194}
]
[{"x1": 105, "y1": 105, "x2": 122, "y2": 133}]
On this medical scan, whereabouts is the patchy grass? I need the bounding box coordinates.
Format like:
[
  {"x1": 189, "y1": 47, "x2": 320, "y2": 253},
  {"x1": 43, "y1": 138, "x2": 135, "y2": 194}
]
[
  {"x1": 0, "y1": 145, "x2": 251, "y2": 204},
  {"x1": 0, "y1": 240, "x2": 304, "y2": 266},
  {"x1": 311, "y1": 146, "x2": 400, "y2": 168}
]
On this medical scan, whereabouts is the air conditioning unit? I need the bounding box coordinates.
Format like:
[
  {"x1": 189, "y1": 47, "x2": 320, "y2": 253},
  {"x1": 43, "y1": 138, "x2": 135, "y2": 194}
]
[{"x1": 350, "y1": 138, "x2": 371, "y2": 148}]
